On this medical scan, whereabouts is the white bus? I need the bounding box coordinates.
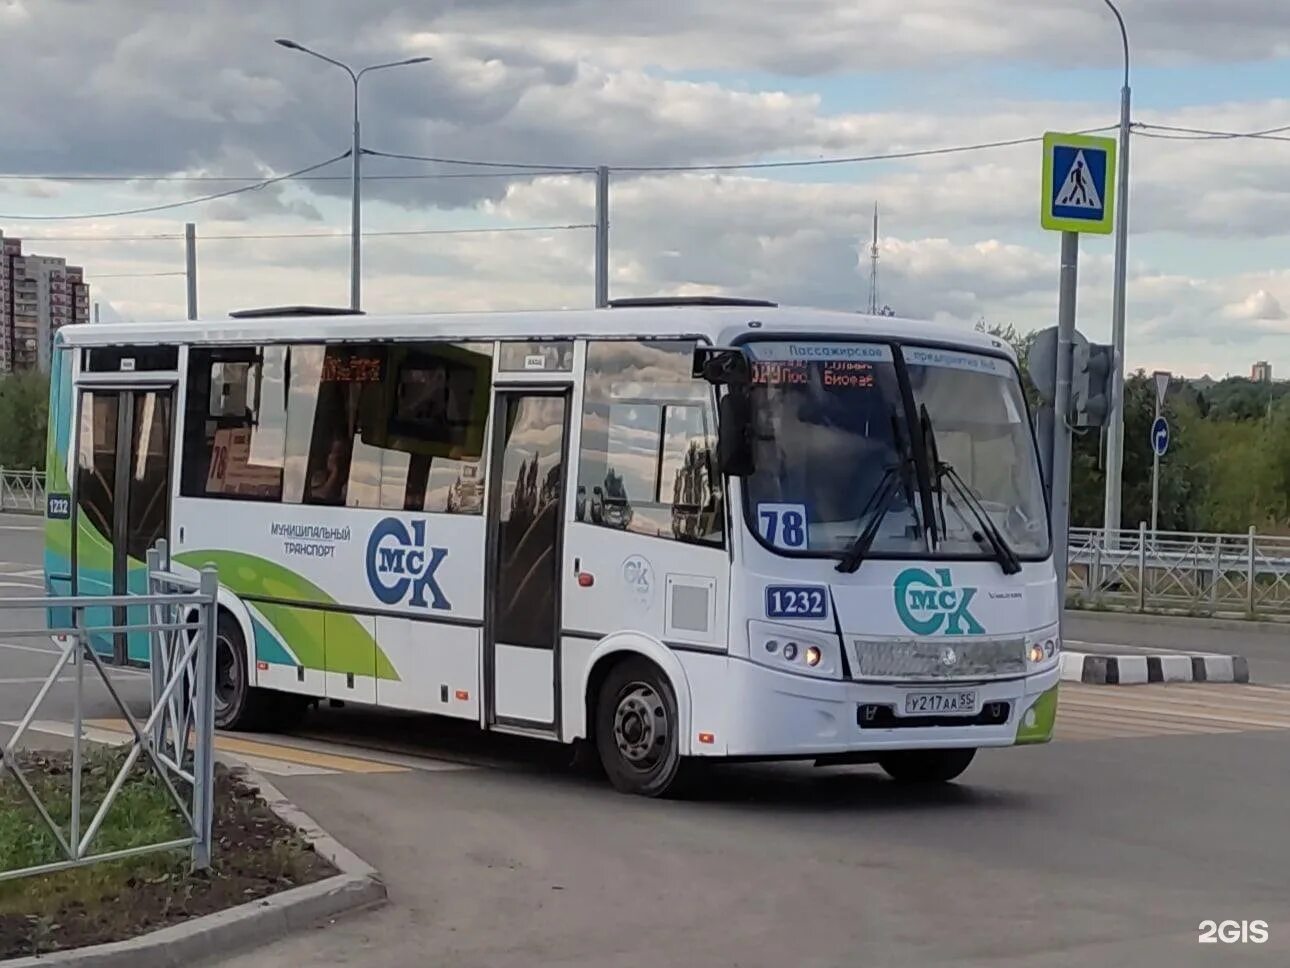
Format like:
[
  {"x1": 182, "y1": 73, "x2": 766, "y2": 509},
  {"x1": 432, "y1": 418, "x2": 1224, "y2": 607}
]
[{"x1": 44, "y1": 299, "x2": 1060, "y2": 796}]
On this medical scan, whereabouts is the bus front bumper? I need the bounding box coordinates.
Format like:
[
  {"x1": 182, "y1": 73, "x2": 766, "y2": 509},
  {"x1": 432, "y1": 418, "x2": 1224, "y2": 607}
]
[{"x1": 682, "y1": 654, "x2": 1060, "y2": 758}]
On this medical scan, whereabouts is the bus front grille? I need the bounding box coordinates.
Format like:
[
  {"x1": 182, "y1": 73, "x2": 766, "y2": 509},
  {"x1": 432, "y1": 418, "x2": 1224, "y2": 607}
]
[{"x1": 851, "y1": 637, "x2": 1027, "y2": 681}]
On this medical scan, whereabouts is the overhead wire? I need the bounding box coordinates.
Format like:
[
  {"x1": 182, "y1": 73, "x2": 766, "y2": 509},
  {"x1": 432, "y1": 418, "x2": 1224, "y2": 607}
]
[
  {"x1": 608, "y1": 126, "x2": 1120, "y2": 173},
  {"x1": 196, "y1": 224, "x2": 595, "y2": 240},
  {"x1": 1132, "y1": 122, "x2": 1290, "y2": 142},
  {"x1": 89, "y1": 271, "x2": 187, "y2": 279},
  {"x1": 16, "y1": 224, "x2": 595, "y2": 244},
  {"x1": 0, "y1": 169, "x2": 577, "y2": 183},
  {"x1": 7, "y1": 117, "x2": 1290, "y2": 227},
  {"x1": 5, "y1": 118, "x2": 1290, "y2": 194},
  {"x1": 0, "y1": 152, "x2": 350, "y2": 220},
  {"x1": 360, "y1": 148, "x2": 591, "y2": 172}
]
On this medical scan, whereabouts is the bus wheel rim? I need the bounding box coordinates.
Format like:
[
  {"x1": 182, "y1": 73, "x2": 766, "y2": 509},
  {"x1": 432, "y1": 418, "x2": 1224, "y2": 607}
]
[{"x1": 613, "y1": 682, "x2": 668, "y2": 770}]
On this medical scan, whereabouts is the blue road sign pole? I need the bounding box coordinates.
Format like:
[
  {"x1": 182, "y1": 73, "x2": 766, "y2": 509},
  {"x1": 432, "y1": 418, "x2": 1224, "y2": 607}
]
[
  {"x1": 1151, "y1": 402, "x2": 1164, "y2": 535},
  {"x1": 1041, "y1": 132, "x2": 1115, "y2": 593},
  {"x1": 1051, "y1": 231, "x2": 1079, "y2": 599}
]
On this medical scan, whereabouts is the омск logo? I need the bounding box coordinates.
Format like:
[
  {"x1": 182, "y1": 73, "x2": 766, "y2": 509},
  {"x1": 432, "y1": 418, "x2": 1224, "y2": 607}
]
[
  {"x1": 893, "y1": 567, "x2": 984, "y2": 636},
  {"x1": 366, "y1": 518, "x2": 451, "y2": 610}
]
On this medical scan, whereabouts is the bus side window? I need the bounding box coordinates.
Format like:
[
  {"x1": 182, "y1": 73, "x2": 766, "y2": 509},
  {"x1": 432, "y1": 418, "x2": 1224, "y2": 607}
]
[
  {"x1": 282, "y1": 341, "x2": 493, "y2": 514},
  {"x1": 375, "y1": 342, "x2": 493, "y2": 515},
  {"x1": 578, "y1": 339, "x2": 723, "y2": 546},
  {"x1": 180, "y1": 347, "x2": 285, "y2": 502}
]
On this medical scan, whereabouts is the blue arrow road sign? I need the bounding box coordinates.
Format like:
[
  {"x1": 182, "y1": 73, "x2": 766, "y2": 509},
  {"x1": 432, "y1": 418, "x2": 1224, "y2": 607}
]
[{"x1": 1152, "y1": 416, "x2": 1169, "y2": 457}]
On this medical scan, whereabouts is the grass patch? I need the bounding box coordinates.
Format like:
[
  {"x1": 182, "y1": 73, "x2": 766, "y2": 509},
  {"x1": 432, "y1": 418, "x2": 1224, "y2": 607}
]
[{"x1": 0, "y1": 747, "x2": 336, "y2": 959}]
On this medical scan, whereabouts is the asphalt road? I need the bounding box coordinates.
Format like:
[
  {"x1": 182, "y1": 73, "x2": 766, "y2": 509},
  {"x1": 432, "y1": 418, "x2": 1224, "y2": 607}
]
[{"x1": 3, "y1": 510, "x2": 1289, "y2": 967}]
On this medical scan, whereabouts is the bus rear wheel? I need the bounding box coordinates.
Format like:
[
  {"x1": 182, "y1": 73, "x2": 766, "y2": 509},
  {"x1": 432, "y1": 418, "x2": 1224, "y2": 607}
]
[
  {"x1": 878, "y1": 748, "x2": 976, "y2": 784},
  {"x1": 595, "y1": 658, "x2": 689, "y2": 798}
]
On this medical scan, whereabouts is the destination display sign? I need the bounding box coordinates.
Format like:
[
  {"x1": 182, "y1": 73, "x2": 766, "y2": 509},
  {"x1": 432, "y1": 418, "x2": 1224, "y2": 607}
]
[{"x1": 751, "y1": 358, "x2": 877, "y2": 389}]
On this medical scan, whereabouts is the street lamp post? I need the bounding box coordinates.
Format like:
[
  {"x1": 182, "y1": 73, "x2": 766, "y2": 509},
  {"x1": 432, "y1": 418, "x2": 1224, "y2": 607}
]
[
  {"x1": 275, "y1": 39, "x2": 431, "y2": 312},
  {"x1": 1099, "y1": 0, "x2": 1132, "y2": 539}
]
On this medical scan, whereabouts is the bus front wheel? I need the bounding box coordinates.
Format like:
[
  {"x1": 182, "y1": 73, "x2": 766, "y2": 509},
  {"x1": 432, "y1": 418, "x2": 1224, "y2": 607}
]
[
  {"x1": 213, "y1": 612, "x2": 304, "y2": 731},
  {"x1": 878, "y1": 748, "x2": 976, "y2": 784},
  {"x1": 595, "y1": 658, "x2": 690, "y2": 798}
]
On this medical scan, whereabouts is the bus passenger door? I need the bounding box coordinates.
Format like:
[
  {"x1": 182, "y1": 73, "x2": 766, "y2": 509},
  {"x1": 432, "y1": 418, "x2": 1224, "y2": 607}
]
[
  {"x1": 73, "y1": 386, "x2": 174, "y2": 664},
  {"x1": 483, "y1": 390, "x2": 570, "y2": 732}
]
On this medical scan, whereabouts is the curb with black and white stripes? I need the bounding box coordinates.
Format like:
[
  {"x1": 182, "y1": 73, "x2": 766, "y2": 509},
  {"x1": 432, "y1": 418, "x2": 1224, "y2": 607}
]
[{"x1": 1060, "y1": 651, "x2": 1249, "y2": 685}]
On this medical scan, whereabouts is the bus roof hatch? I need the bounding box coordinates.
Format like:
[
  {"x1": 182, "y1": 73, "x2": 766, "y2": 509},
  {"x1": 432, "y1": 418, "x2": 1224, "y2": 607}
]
[
  {"x1": 228, "y1": 305, "x2": 366, "y2": 319},
  {"x1": 608, "y1": 296, "x2": 778, "y2": 309}
]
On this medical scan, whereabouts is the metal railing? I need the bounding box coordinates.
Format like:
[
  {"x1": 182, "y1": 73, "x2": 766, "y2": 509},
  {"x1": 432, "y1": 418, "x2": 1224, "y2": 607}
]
[
  {"x1": 0, "y1": 543, "x2": 219, "y2": 881},
  {"x1": 0, "y1": 467, "x2": 44, "y2": 513},
  {"x1": 1068, "y1": 525, "x2": 1290, "y2": 618}
]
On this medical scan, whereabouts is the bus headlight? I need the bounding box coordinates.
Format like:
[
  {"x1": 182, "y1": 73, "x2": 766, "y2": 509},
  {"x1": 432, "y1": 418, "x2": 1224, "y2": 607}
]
[
  {"x1": 1025, "y1": 627, "x2": 1061, "y2": 671},
  {"x1": 748, "y1": 621, "x2": 841, "y2": 679}
]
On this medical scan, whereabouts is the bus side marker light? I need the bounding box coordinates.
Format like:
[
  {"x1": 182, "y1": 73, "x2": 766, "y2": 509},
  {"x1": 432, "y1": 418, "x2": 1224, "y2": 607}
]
[
  {"x1": 256, "y1": 661, "x2": 269, "y2": 671},
  {"x1": 698, "y1": 732, "x2": 715, "y2": 745},
  {"x1": 455, "y1": 690, "x2": 470, "y2": 701},
  {"x1": 577, "y1": 572, "x2": 595, "y2": 587}
]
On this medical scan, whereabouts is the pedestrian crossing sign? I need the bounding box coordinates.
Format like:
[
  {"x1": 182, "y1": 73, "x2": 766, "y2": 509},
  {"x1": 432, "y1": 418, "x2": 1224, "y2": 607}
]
[{"x1": 1041, "y1": 131, "x2": 1117, "y2": 234}]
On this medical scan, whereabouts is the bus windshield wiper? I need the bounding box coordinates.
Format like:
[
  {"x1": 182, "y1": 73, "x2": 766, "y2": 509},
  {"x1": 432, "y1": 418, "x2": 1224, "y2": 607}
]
[
  {"x1": 836, "y1": 407, "x2": 920, "y2": 574},
  {"x1": 919, "y1": 405, "x2": 1023, "y2": 576},
  {"x1": 942, "y1": 464, "x2": 1022, "y2": 575},
  {"x1": 835, "y1": 464, "x2": 900, "y2": 574}
]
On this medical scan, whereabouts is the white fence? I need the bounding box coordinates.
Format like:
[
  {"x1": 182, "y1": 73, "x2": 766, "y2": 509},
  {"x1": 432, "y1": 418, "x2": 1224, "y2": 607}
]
[
  {"x1": 0, "y1": 545, "x2": 220, "y2": 880},
  {"x1": 1068, "y1": 526, "x2": 1290, "y2": 618},
  {"x1": 0, "y1": 467, "x2": 44, "y2": 513}
]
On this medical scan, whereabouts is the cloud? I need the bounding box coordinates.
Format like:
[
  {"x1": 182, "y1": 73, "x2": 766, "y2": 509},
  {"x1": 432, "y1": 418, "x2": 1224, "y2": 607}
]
[
  {"x1": 4, "y1": 0, "x2": 1290, "y2": 382},
  {"x1": 1223, "y1": 288, "x2": 1288, "y2": 321},
  {"x1": 429, "y1": 0, "x2": 1290, "y2": 73}
]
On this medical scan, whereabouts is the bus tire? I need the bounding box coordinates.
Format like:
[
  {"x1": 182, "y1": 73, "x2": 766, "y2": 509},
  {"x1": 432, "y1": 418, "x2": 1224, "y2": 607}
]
[
  {"x1": 213, "y1": 611, "x2": 273, "y2": 732},
  {"x1": 595, "y1": 657, "x2": 690, "y2": 798},
  {"x1": 878, "y1": 748, "x2": 976, "y2": 784}
]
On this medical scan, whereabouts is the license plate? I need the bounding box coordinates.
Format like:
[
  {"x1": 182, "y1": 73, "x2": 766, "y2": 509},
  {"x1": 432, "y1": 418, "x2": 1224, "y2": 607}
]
[{"x1": 903, "y1": 690, "x2": 978, "y2": 716}]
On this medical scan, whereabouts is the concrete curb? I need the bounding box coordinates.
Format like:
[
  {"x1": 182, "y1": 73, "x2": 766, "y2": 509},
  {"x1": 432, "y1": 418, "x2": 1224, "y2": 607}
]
[
  {"x1": 1065, "y1": 608, "x2": 1289, "y2": 634},
  {"x1": 1060, "y1": 650, "x2": 1250, "y2": 685},
  {"x1": 4, "y1": 762, "x2": 385, "y2": 968}
]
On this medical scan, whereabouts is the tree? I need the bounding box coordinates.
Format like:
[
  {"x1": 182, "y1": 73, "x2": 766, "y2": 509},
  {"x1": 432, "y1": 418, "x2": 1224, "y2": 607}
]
[
  {"x1": 974, "y1": 319, "x2": 1040, "y2": 407},
  {"x1": 0, "y1": 372, "x2": 49, "y2": 470},
  {"x1": 1203, "y1": 377, "x2": 1287, "y2": 422},
  {"x1": 965, "y1": 322, "x2": 1290, "y2": 534}
]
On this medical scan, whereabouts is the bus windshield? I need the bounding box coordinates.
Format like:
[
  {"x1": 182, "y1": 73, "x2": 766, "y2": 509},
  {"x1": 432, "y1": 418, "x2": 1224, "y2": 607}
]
[{"x1": 742, "y1": 341, "x2": 1049, "y2": 561}]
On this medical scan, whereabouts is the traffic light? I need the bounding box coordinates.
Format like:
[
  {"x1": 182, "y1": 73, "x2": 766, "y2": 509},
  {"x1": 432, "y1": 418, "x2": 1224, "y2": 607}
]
[{"x1": 1072, "y1": 342, "x2": 1114, "y2": 427}]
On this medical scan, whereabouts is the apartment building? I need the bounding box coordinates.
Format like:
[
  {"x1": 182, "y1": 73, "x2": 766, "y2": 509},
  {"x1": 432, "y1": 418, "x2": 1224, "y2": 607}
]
[
  {"x1": 0, "y1": 231, "x2": 91, "y2": 375},
  {"x1": 1251, "y1": 360, "x2": 1273, "y2": 383}
]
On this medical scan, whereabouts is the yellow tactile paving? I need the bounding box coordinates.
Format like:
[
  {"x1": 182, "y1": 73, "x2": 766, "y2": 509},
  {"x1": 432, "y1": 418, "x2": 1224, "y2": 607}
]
[
  {"x1": 1056, "y1": 682, "x2": 1290, "y2": 743},
  {"x1": 87, "y1": 718, "x2": 408, "y2": 774}
]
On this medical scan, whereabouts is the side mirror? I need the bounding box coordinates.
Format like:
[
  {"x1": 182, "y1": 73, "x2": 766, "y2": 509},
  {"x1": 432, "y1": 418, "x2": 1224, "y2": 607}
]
[
  {"x1": 693, "y1": 347, "x2": 751, "y2": 386},
  {"x1": 717, "y1": 390, "x2": 755, "y2": 477}
]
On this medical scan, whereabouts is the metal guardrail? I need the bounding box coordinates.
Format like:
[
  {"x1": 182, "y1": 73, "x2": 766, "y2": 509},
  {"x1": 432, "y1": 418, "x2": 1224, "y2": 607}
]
[
  {"x1": 3, "y1": 469, "x2": 1287, "y2": 617},
  {"x1": 1068, "y1": 525, "x2": 1290, "y2": 618},
  {"x1": 0, "y1": 467, "x2": 44, "y2": 513},
  {"x1": 0, "y1": 543, "x2": 219, "y2": 881}
]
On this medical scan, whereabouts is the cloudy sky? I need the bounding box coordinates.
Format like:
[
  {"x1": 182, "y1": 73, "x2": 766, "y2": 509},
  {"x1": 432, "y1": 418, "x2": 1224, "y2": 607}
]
[{"x1": 3, "y1": 0, "x2": 1290, "y2": 377}]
